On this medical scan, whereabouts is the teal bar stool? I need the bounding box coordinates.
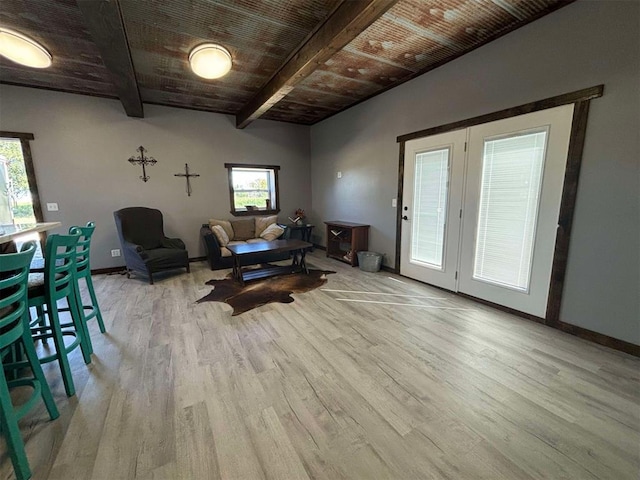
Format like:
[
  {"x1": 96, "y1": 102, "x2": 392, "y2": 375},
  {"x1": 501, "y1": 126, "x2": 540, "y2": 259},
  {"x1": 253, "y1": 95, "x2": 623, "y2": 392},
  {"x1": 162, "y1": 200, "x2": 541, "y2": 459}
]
[
  {"x1": 28, "y1": 232, "x2": 91, "y2": 397},
  {"x1": 69, "y1": 222, "x2": 105, "y2": 355},
  {"x1": 0, "y1": 241, "x2": 60, "y2": 480}
]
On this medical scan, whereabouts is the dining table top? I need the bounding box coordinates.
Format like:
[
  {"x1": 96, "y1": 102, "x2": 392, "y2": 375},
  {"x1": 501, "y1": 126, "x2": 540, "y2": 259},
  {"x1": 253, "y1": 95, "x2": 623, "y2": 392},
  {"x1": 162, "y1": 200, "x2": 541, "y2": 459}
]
[{"x1": 0, "y1": 222, "x2": 62, "y2": 245}]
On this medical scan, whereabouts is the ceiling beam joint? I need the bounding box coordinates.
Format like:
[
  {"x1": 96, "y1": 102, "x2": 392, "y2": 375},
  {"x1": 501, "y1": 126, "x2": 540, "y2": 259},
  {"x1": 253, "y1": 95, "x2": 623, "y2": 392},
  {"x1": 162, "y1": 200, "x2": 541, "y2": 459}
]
[{"x1": 235, "y1": 0, "x2": 399, "y2": 129}]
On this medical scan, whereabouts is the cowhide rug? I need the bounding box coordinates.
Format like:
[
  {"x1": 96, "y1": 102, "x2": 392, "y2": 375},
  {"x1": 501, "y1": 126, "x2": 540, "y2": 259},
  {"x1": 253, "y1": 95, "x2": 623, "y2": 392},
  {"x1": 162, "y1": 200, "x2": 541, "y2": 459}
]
[{"x1": 196, "y1": 266, "x2": 335, "y2": 316}]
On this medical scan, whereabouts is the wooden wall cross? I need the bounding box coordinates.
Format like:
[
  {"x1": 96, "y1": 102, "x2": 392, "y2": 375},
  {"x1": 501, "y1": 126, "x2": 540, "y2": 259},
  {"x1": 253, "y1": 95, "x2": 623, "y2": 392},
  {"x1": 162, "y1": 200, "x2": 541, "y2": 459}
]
[{"x1": 174, "y1": 163, "x2": 200, "y2": 196}]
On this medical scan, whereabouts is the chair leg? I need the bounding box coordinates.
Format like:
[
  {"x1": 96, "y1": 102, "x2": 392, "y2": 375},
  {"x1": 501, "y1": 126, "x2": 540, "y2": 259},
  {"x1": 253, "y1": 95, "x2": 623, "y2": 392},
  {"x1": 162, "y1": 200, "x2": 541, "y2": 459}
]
[
  {"x1": 48, "y1": 303, "x2": 76, "y2": 397},
  {"x1": 0, "y1": 363, "x2": 32, "y2": 480},
  {"x1": 85, "y1": 275, "x2": 106, "y2": 333},
  {"x1": 20, "y1": 330, "x2": 59, "y2": 421},
  {"x1": 36, "y1": 305, "x2": 47, "y2": 344},
  {"x1": 70, "y1": 286, "x2": 93, "y2": 363},
  {"x1": 5, "y1": 345, "x2": 18, "y2": 381},
  {"x1": 186, "y1": 262, "x2": 191, "y2": 273},
  {"x1": 148, "y1": 271, "x2": 154, "y2": 285}
]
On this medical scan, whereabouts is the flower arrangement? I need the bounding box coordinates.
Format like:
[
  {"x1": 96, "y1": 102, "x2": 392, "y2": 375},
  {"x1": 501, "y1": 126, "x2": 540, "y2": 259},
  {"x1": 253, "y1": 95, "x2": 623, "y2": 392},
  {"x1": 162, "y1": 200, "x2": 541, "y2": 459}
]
[{"x1": 288, "y1": 208, "x2": 306, "y2": 224}]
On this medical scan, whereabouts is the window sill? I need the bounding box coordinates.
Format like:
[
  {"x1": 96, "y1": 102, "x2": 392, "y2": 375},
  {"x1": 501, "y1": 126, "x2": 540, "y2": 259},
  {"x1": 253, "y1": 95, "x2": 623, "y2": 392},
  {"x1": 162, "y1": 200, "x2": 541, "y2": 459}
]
[{"x1": 230, "y1": 208, "x2": 281, "y2": 217}]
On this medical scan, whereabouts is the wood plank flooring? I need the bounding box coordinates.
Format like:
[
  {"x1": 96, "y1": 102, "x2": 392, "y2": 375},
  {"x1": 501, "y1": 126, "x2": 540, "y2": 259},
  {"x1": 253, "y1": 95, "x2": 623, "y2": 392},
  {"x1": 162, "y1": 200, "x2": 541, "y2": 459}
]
[{"x1": 1, "y1": 252, "x2": 639, "y2": 479}]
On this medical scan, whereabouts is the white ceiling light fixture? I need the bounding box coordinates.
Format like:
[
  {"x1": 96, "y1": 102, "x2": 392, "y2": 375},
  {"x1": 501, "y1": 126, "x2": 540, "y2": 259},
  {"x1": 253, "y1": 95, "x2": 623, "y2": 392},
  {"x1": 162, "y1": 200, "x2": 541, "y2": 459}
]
[
  {"x1": 0, "y1": 28, "x2": 52, "y2": 68},
  {"x1": 189, "y1": 43, "x2": 232, "y2": 79}
]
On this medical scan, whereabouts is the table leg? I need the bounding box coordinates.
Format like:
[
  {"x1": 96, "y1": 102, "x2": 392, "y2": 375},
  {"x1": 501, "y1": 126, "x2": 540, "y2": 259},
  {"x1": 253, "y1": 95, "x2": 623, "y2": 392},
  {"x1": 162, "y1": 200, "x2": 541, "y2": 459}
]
[
  {"x1": 232, "y1": 255, "x2": 244, "y2": 285},
  {"x1": 299, "y1": 249, "x2": 309, "y2": 274}
]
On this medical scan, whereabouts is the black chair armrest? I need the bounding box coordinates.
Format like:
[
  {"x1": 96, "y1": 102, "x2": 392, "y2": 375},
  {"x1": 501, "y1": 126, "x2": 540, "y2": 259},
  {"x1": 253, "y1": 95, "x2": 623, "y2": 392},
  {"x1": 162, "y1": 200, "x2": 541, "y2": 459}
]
[
  {"x1": 162, "y1": 237, "x2": 186, "y2": 249},
  {"x1": 277, "y1": 223, "x2": 290, "y2": 239},
  {"x1": 200, "y1": 226, "x2": 222, "y2": 260},
  {"x1": 122, "y1": 240, "x2": 147, "y2": 259}
]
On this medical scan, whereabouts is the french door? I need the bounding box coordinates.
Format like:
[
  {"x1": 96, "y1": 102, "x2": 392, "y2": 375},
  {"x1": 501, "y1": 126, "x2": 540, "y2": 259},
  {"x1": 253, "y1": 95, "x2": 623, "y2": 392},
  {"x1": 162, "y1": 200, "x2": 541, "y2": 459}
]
[
  {"x1": 399, "y1": 130, "x2": 466, "y2": 291},
  {"x1": 400, "y1": 105, "x2": 574, "y2": 316}
]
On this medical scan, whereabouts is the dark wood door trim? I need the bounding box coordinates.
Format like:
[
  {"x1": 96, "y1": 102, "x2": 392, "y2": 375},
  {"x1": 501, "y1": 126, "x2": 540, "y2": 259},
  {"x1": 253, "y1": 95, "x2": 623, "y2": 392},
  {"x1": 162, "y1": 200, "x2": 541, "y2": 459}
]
[
  {"x1": 397, "y1": 85, "x2": 603, "y2": 144},
  {"x1": 395, "y1": 85, "x2": 606, "y2": 345},
  {"x1": 544, "y1": 99, "x2": 592, "y2": 325}
]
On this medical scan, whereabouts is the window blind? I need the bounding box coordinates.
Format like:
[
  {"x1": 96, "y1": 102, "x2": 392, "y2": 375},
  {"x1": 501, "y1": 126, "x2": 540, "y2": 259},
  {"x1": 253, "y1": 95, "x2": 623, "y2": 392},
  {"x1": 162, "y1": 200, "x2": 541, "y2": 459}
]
[
  {"x1": 412, "y1": 148, "x2": 449, "y2": 268},
  {"x1": 473, "y1": 130, "x2": 547, "y2": 291}
]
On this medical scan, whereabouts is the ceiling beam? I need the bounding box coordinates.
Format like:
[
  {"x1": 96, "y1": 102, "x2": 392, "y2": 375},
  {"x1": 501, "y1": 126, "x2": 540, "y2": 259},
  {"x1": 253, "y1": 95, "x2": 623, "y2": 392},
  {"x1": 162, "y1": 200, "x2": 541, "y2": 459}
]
[
  {"x1": 235, "y1": 0, "x2": 399, "y2": 129},
  {"x1": 76, "y1": 0, "x2": 143, "y2": 117}
]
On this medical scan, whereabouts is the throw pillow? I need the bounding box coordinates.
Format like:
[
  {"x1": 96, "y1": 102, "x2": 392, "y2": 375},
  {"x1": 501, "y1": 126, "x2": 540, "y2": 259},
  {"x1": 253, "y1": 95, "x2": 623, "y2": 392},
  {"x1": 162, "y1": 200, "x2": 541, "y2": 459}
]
[
  {"x1": 211, "y1": 225, "x2": 230, "y2": 246},
  {"x1": 231, "y1": 218, "x2": 255, "y2": 241},
  {"x1": 255, "y1": 214, "x2": 278, "y2": 237},
  {"x1": 260, "y1": 223, "x2": 285, "y2": 241},
  {"x1": 209, "y1": 218, "x2": 234, "y2": 240}
]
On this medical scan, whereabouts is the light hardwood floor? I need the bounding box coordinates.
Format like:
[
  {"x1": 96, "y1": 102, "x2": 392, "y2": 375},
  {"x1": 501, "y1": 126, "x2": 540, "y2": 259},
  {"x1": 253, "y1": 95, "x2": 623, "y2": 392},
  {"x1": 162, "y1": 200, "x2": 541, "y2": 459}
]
[{"x1": 1, "y1": 252, "x2": 639, "y2": 480}]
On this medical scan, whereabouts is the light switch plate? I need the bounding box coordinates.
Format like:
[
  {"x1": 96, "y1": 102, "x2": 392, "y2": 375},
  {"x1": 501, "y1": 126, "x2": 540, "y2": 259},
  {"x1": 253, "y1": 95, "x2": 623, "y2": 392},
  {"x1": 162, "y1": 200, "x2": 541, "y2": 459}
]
[
  {"x1": 111, "y1": 249, "x2": 121, "y2": 257},
  {"x1": 337, "y1": 171, "x2": 342, "y2": 178},
  {"x1": 392, "y1": 198, "x2": 397, "y2": 208},
  {"x1": 46, "y1": 203, "x2": 58, "y2": 211}
]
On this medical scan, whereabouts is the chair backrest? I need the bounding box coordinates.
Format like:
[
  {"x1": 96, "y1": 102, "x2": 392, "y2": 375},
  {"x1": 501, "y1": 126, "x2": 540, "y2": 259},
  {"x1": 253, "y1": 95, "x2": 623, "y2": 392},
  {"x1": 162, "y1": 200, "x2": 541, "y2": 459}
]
[
  {"x1": 44, "y1": 232, "x2": 80, "y2": 301},
  {"x1": 0, "y1": 242, "x2": 36, "y2": 346},
  {"x1": 114, "y1": 207, "x2": 165, "y2": 250},
  {"x1": 69, "y1": 221, "x2": 95, "y2": 274}
]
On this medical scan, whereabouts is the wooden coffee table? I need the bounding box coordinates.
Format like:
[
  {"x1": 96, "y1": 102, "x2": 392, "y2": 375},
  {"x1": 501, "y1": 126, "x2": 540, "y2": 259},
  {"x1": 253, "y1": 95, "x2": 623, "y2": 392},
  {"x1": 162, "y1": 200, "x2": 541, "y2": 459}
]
[{"x1": 226, "y1": 239, "x2": 313, "y2": 285}]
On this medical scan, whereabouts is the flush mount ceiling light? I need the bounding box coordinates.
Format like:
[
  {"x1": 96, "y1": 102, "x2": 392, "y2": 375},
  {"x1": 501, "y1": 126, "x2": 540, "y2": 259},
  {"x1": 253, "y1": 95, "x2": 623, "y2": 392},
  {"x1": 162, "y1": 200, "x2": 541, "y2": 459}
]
[
  {"x1": 0, "y1": 28, "x2": 52, "y2": 68},
  {"x1": 189, "y1": 43, "x2": 232, "y2": 79}
]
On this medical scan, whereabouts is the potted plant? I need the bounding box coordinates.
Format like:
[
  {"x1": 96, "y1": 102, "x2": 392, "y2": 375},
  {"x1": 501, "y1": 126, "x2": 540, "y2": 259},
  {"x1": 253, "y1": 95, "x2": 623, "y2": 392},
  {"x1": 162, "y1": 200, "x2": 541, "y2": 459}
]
[{"x1": 288, "y1": 208, "x2": 306, "y2": 225}]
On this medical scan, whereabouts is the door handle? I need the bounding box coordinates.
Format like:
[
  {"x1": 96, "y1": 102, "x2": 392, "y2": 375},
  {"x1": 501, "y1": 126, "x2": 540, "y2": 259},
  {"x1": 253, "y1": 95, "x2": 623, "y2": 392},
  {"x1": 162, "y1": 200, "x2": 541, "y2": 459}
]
[{"x1": 402, "y1": 215, "x2": 409, "y2": 220}]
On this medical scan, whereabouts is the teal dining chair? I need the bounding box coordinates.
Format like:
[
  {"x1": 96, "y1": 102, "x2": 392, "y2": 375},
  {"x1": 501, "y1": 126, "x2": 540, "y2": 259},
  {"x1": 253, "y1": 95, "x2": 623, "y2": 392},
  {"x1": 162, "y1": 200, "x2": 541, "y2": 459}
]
[
  {"x1": 0, "y1": 241, "x2": 60, "y2": 480},
  {"x1": 68, "y1": 222, "x2": 105, "y2": 355},
  {"x1": 28, "y1": 222, "x2": 106, "y2": 355},
  {"x1": 28, "y1": 232, "x2": 92, "y2": 397}
]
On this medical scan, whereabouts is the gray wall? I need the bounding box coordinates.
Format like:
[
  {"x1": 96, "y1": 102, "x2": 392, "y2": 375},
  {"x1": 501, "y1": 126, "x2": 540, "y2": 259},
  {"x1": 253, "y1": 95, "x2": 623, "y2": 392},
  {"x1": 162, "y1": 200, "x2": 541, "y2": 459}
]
[
  {"x1": 0, "y1": 86, "x2": 311, "y2": 269},
  {"x1": 310, "y1": 1, "x2": 640, "y2": 344}
]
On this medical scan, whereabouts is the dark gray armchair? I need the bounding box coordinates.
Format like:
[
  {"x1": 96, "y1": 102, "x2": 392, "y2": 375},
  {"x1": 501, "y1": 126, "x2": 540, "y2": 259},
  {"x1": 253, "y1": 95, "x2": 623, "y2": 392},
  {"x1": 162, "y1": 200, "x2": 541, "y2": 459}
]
[{"x1": 114, "y1": 207, "x2": 189, "y2": 284}]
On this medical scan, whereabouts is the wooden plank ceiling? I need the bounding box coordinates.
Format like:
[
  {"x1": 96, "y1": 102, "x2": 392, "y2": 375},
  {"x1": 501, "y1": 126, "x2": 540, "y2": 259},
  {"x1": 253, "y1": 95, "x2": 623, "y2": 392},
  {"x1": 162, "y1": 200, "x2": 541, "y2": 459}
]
[{"x1": 0, "y1": 0, "x2": 573, "y2": 127}]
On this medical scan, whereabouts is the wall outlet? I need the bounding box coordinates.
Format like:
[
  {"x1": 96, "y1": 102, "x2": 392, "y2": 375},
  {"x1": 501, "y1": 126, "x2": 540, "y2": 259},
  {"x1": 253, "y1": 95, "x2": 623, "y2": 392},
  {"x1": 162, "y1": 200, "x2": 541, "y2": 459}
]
[
  {"x1": 337, "y1": 171, "x2": 342, "y2": 178},
  {"x1": 111, "y1": 249, "x2": 121, "y2": 257},
  {"x1": 46, "y1": 202, "x2": 59, "y2": 211}
]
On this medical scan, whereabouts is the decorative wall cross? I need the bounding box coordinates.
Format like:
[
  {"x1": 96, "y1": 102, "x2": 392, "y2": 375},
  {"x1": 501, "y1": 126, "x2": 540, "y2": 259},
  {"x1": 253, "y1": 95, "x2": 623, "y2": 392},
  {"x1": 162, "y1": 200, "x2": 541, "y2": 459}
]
[
  {"x1": 128, "y1": 145, "x2": 157, "y2": 182},
  {"x1": 174, "y1": 163, "x2": 200, "y2": 196}
]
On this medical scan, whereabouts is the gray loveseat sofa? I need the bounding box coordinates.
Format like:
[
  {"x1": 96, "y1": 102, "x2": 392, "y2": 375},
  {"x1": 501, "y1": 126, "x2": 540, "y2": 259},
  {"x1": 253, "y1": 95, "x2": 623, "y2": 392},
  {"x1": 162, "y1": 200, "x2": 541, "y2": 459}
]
[{"x1": 200, "y1": 215, "x2": 290, "y2": 270}]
